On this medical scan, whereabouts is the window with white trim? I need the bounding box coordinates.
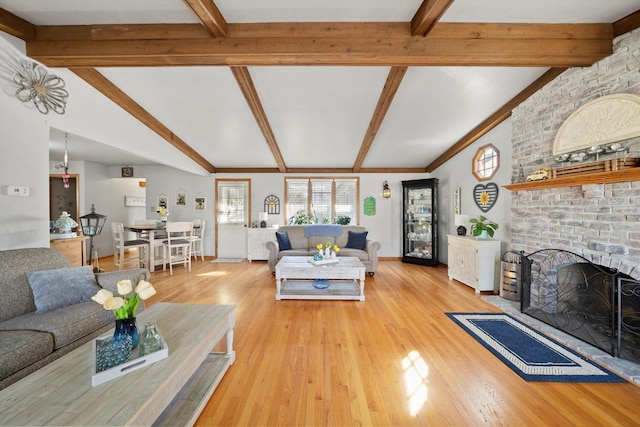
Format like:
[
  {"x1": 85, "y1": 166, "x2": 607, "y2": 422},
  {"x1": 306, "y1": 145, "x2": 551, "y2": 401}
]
[{"x1": 285, "y1": 177, "x2": 359, "y2": 224}]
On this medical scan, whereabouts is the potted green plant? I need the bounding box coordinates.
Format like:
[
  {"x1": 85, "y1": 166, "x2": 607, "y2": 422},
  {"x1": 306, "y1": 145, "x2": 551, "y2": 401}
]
[{"x1": 469, "y1": 215, "x2": 498, "y2": 239}]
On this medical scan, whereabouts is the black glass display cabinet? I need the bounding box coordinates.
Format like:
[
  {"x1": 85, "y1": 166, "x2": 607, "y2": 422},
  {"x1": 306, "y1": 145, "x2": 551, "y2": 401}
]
[{"x1": 402, "y1": 178, "x2": 439, "y2": 266}]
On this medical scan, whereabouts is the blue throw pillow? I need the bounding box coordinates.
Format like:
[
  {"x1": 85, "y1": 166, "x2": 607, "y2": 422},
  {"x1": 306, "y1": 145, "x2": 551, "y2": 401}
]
[
  {"x1": 276, "y1": 231, "x2": 292, "y2": 251},
  {"x1": 346, "y1": 231, "x2": 368, "y2": 250},
  {"x1": 26, "y1": 266, "x2": 100, "y2": 314}
]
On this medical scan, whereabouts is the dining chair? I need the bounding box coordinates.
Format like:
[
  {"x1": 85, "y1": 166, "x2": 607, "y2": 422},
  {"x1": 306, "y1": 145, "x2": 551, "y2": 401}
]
[
  {"x1": 162, "y1": 221, "x2": 193, "y2": 275},
  {"x1": 112, "y1": 222, "x2": 149, "y2": 270},
  {"x1": 191, "y1": 219, "x2": 206, "y2": 261}
]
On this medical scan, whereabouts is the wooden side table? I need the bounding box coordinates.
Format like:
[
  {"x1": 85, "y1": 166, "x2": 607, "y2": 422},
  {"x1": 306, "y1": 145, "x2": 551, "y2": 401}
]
[{"x1": 50, "y1": 235, "x2": 88, "y2": 267}]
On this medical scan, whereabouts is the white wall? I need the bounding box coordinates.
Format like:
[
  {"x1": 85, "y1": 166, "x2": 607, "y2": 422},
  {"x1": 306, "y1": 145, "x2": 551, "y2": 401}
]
[
  {"x1": 0, "y1": 34, "x2": 50, "y2": 250},
  {"x1": 133, "y1": 167, "x2": 427, "y2": 258},
  {"x1": 431, "y1": 119, "x2": 513, "y2": 264}
]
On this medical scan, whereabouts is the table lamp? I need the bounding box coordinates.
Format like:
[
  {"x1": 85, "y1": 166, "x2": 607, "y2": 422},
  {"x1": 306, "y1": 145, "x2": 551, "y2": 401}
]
[
  {"x1": 259, "y1": 212, "x2": 268, "y2": 228},
  {"x1": 454, "y1": 214, "x2": 469, "y2": 236}
]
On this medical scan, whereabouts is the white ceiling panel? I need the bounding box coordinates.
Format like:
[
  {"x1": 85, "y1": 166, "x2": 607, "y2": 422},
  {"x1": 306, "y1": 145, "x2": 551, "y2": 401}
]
[
  {"x1": 98, "y1": 67, "x2": 277, "y2": 169},
  {"x1": 250, "y1": 66, "x2": 391, "y2": 168},
  {"x1": 41, "y1": 67, "x2": 210, "y2": 175},
  {"x1": 0, "y1": 0, "x2": 634, "y2": 174},
  {"x1": 216, "y1": 0, "x2": 424, "y2": 23},
  {"x1": 442, "y1": 0, "x2": 639, "y2": 23},
  {"x1": 364, "y1": 67, "x2": 548, "y2": 168},
  {"x1": 0, "y1": 0, "x2": 199, "y2": 25}
]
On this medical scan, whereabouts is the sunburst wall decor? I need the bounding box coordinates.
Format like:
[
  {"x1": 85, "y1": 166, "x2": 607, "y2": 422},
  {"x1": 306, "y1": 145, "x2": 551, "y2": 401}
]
[{"x1": 473, "y1": 182, "x2": 499, "y2": 212}]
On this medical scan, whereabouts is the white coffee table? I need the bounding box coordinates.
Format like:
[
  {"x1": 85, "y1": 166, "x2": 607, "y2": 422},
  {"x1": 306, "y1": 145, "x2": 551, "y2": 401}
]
[
  {"x1": 275, "y1": 256, "x2": 366, "y2": 301},
  {"x1": 0, "y1": 303, "x2": 235, "y2": 426}
]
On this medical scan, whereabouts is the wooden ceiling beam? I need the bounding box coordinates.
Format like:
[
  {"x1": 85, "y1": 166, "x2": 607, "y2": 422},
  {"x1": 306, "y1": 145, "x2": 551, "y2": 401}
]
[
  {"x1": 34, "y1": 22, "x2": 610, "y2": 41},
  {"x1": 613, "y1": 9, "x2": 640, "y2": 38},
  {"x1": 70, "y1": 68, "x2": 216, "y2": 174},
  {"x1": 183, "y1": 0, "x2": 228, "y2": 37},
  {"x1": 230, "y1": 66, "x2": 287, "y2": 173},
  {"x1": 26, "y1": 22, "x2": 612, "y2": 68},
  {"x1": 411, "y1": 0, "x2": 454, "y2": 36},
  {"x1": 425, "y1": 67, "x2": 567, "y2": 172},
  {"x1": 353, "y1": 66, "x2": 407, "y2": 172},
  {"x1": 0, "y1": 7, "x2": 36, "y2": 40}
]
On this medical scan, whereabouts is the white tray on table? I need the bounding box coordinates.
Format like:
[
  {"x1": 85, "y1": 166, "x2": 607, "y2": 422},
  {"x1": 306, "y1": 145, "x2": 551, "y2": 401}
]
[
  {"x1": 308, "y1": 258, "x2": 340, "y2": 266},
  {"x1": 91, "y1": 328, "x2": 169, "y2": 387}
]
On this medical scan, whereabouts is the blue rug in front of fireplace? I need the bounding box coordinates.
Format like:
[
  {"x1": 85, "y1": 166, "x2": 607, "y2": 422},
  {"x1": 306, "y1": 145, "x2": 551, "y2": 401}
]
[{"x1": 447, "y1": 312, "x2": 626, "y2": 383}]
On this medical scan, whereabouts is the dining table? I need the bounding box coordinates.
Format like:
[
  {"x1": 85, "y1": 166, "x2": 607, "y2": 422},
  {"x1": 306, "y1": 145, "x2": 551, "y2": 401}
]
[{"x1": 125, "y1": 223, "x2": 167, "y2": 272}]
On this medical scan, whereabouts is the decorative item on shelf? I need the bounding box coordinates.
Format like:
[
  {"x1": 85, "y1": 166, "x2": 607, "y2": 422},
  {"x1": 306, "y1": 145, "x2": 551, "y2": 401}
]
[
  {"x1": 13, "y1": 59, "x2": 69, "y2": 115},
  {"x1": 264, "y1": 194, "x2": 280, "y2": 214},
  {"x1": 312, "y1": 279, "x2": 330, "y2": 290},
  {"x1": 473, "y1": 182, "x2": 499, "y2": 212},
  {"x1": 526, "y1": 168, "x2": 550, "y2": 181},
  {"x1": 139, "y1": 323, "x2": 162, "y2": 356},
  {"x1": 80, "y1": 204, "x2": 106, "y2": 264},
  {"x1": 91, "y1": 279, "x2": 157, "y2": 350},
  {"x1": 259, "y1": 212, "x2": 268, "y2": 228},
  {"x1": 517, "y1": 160, "x2": 526, "y2": 183},
  {"x1": 334, "y1": 215, "x2": 351, "y2": 225},
  {"x1": 382, "y1": 181, "x2": 391, "y2": 199},
  {"x1": 288, "y1": 209, "x2": 318, "y2": 225},
  {"x1": 114, "y1": 317, "x2": 140, "y2": 349},
  {"x1": 454, "y1": 214, "x2": 469, "y2": 236},
  {"x1": 469, "y1": 215, "x2": 498, "y2": 239},
  {"x1": 53, "y1": 211, "x2": 78, "y2": 235},
  {"x1": 156, "y1": 207, "x2": 169, "y2": 222},
  {"x1": 95, "y1": 334, "x2": 132, "y2": 372}
]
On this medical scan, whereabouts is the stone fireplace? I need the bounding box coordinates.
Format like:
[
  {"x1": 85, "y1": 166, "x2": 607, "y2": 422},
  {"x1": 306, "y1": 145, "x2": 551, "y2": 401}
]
[
  {"x1": 508, "y1": 29, "x2": 640, "y2": 365},
  {"x1": 521, "y1": 249, "x2": 640, "y2": 363},
  {"x1": 510, "y1": 30, "x2": 640, "y2": 282}
]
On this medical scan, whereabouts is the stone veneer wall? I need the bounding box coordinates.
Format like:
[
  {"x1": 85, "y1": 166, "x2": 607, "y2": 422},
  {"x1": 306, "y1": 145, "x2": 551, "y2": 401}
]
[{"x1": 510, "y1": 28, "x2": 640, "y2": 280}]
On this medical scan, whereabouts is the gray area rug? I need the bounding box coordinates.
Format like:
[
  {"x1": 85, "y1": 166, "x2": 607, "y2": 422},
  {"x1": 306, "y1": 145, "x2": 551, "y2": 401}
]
[{"x1": 210, "y1": 258, "x2": 245, "y2": 263}]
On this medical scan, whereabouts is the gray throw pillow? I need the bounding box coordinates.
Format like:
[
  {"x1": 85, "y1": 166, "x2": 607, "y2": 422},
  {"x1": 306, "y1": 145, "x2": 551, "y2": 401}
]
[{"x1": 26, "y1": 266, "x2": 100, "y2": 314}]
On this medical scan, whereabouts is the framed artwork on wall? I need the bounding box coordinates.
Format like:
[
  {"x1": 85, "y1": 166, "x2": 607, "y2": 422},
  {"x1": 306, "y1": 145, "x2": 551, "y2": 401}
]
[
  {"x1": 194, "y1": 196, "x2": 206, "y2": 211},
  {"x1": 454, "y1": 187, "x2": 461, "y2": 215},
  {"x1": 157, "y1": 195, "x2": 168, "y2": 209},
  {"x1": 176, "y1": 190, "x2": 187, "y2": 207}
]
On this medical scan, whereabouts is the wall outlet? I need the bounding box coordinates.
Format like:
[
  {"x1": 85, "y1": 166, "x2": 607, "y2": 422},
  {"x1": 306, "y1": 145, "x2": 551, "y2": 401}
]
[{"x1": 6, "y1": 186, "x2": 30, "y2": 197}]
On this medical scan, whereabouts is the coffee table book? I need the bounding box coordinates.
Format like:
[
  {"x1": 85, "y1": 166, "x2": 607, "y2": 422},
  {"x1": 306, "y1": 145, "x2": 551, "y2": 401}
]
[{"x1": 91, "y1": 328, "x2": 169, "y2": 386}]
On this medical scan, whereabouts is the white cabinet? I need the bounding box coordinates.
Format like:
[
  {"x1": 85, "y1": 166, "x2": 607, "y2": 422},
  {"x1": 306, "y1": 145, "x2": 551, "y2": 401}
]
[
  {"x1": 447, "y1": 235, "x2": 501, "y2": 293},
  {"x1": 247, "y1": 228, "x2": 277, "y2": 262}
]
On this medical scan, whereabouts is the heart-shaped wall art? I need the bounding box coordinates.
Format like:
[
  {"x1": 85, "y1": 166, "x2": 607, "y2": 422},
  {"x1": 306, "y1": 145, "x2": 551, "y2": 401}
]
[{"x1": 473, "y1": 182, "x2": 499, "y2": 212}]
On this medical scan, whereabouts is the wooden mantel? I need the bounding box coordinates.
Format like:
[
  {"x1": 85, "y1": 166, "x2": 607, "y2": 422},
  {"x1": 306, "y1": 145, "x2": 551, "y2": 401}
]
[{"x1": 504, "y1": 168, "x2": 640, "y2": 191}]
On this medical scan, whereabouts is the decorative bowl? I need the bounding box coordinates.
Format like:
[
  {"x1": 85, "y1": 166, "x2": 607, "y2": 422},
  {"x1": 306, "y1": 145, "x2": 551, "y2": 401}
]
[{"x1": 312, "y1": 279, "x2": 330, "y2": 289}]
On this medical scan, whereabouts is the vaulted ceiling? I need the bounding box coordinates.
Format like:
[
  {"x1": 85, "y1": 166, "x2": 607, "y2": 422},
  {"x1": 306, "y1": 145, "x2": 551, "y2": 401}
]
[{"x1": 1, "y1": 1, "x2": 639, "y2": 176}]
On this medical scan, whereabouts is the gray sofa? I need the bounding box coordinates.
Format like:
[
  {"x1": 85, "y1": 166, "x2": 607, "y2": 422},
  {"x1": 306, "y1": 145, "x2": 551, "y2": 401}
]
[
  {"x1": 0, "y1": 247, "x2": 149, "y2": 390},
  {"x1": 265, "y1": 225, "x2": 381, "y2": 275}
]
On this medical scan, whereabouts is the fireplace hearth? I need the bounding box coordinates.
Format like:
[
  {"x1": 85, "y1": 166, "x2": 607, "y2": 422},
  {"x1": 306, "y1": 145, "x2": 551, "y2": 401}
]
[{"x1": 521, "y1": 249, "x2": 640, "y2": 363}]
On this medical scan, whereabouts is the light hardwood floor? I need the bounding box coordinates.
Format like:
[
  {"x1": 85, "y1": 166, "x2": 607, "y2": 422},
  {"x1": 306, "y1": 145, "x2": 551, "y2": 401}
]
[{"x1": 103, "y1": 256, "x2": 640, "y2": 426}]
